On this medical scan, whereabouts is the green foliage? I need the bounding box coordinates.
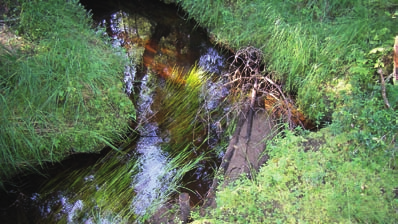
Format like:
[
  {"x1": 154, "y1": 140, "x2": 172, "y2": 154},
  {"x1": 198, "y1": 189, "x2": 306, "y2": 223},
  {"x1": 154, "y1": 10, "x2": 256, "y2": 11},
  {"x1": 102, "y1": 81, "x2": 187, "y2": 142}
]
[
  {"x1": 18, "y1": 0, "x2": 91, "y2": 41},
  {"x1": 35, "y1": 141, "x2": 205, "y2": 223},
  {"x1": 0, "y1": 0, "x2": 133, "y2": 186},
  {"x1": 34, "y1": 65, "x2": 218, "y2": 222},
  {"x1": 196, "y1": 128, "x2": 397, "y2": 223},
  {"x1": 331, "y1": 84, "x2": 398, "y2": 157},
  {"x1": 39, "y1": 152, "x2": 139, "y2": 223},
  {"x1": 330, "y1": 37, "x2": 398, "y2": 156}
]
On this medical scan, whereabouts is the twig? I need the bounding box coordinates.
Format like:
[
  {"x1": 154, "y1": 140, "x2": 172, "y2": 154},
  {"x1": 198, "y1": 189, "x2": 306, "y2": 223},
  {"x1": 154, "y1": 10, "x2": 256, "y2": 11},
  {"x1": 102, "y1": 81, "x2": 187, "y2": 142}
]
[
  {"x1": 226, "y1": 46, "x2": 301, "y2": 130},
  {"x1": 246, "y1": 78, "x2": 257, "y2": 143},
  {"x1": 377, "y1": 68, "x2": 390, "y2": 109},
  {"x1": 0, "y1": 17, "x2": 19, "y2": 23},
  {"x1": 394, "y1": 36, "x2": 398, "y2": 85}
]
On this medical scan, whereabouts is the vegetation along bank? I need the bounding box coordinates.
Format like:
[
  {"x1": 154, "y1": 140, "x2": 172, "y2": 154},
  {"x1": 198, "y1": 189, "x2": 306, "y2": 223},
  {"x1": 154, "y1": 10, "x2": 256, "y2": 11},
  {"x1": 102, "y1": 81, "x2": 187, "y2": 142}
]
[
  {"x1": 0, "y1": 0, "x2": 134, "y2": 188},
  {"x1": 167, "y1": 0, "x2": 398, "y2": 223}
]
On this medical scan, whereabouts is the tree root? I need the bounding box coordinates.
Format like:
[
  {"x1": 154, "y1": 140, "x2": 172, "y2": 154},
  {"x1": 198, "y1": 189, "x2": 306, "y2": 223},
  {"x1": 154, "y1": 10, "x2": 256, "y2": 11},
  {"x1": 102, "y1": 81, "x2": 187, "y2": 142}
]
[{"x1": 225, "y1": 46, "x2": 302, "y2": 130}]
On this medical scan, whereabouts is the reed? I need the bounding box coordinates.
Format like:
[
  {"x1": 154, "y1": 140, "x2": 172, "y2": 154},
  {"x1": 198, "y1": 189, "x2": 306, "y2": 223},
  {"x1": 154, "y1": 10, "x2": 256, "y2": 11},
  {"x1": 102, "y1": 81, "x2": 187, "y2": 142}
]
[
  {"x1": 159, "y1": 66, "x2": 212, "y2": 156},
  {"x1": 36, "y1": 140, "x2": 207, "y2": 223},
  {"x1": 140, "y1": 144, "x2": 207, "y2": 222},
  {"x1": 37, "y1": 151, "x2": 138, "y2": 223}
]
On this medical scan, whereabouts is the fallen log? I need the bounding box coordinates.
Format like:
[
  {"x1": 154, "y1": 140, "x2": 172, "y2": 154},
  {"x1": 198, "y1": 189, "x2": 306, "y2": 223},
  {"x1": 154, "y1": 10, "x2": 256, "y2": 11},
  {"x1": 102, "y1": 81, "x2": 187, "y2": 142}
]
[{"x1": 201, "y1": 106, "x2": 276, "y2": 212}]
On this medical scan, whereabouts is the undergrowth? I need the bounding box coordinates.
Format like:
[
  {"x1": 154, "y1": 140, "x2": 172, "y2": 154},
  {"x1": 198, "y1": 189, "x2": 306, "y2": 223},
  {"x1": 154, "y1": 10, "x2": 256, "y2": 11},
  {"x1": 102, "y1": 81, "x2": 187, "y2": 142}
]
[
  {"x1": 193, "y1": 128, "x2": 397, "y2": 223},
  {"x1": 0, "y1": 0, "x2": 134, "y2": 187}
]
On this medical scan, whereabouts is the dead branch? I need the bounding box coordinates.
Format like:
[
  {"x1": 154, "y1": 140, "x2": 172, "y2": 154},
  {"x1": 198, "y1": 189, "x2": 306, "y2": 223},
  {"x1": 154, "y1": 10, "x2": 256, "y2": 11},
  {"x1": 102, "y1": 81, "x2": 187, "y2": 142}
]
[
  {"x1": 378, "y1": 68, "x2": 391, "y2": 109},
  {"x1": 394, "y1": 36, "x2": 398, "y2": 85},
  {"x1": 226, "y1": 46, "x2": 300, "y2": 130}
]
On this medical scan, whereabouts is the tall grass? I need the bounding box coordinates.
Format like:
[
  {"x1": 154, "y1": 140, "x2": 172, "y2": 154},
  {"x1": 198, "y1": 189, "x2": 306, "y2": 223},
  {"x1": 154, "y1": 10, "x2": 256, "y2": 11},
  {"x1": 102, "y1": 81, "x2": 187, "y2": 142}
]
[
  {"x1": 140, "y1": 145, "x2": 207, "y2": 222},
  {"x1": 33, "y1": 144, "x2": 206, "y2": 223},
  {"x1": 0, "y1": 0, "x2": 133, "y2": 187},
  {"x1": 176, "y1": 0, "x2": 397, "y2": 123},
  {"x1": 38, "y1": 152, "x2": 139, "y2": 223},
  {"x1": 158, "y1": 66, "x2": 212, "y2": 156},
  {"x1": 28, "y1": 65, "x2": 221, "y2": 222},
  {"x1": 33, "y1": 134, "x2": 208, "y2": 223}
]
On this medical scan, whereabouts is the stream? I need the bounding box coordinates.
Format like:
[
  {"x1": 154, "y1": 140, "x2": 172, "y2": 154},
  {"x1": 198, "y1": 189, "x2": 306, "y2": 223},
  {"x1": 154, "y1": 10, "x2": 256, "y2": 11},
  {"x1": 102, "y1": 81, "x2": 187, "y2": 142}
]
[{"x1": 0, "y1": 0, "x2": 231, "y2": 223}]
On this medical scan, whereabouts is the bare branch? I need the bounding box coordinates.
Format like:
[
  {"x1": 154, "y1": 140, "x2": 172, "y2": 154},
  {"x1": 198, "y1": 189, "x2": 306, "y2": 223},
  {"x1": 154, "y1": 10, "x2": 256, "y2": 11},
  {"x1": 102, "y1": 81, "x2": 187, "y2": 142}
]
[
  {"x1": 225, "y1": 46, "x2": 306, "y2": 130},
  {"x1": 378, "y1": 68, "x2": 391, "y2": 109}
]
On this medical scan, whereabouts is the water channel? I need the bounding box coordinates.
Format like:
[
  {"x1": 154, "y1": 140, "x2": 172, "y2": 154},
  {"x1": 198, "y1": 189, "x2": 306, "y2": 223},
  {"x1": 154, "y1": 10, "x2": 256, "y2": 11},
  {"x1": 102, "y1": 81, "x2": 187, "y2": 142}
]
[{"x1": 0, "y1": 0, "x2": 231, "y2": 223}]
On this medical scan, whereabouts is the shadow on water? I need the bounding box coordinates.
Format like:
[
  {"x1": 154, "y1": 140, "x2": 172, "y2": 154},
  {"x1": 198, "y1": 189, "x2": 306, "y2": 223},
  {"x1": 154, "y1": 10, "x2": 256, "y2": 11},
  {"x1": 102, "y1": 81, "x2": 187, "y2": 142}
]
[{"x1": 0, "y1": 0, "x2": 231, "y2": 223}]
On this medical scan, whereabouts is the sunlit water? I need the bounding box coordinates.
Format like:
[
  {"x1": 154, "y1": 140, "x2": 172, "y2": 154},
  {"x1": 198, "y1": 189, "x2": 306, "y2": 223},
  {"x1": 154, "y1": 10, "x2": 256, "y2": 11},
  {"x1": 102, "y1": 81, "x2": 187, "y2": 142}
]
[{"x1": 130, "y1": 72, "x2": 171, "y2": 215}]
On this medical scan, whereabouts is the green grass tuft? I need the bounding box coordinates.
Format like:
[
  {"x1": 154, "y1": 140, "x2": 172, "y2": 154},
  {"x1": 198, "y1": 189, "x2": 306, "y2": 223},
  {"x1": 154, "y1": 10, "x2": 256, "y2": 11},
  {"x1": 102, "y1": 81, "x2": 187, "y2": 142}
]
[
  {"x1": 0, "y1": 0, "x2": 134, "y2": 187},
  {"x1": 158, "y1": 66, "x2": 212, "y2": 156}
]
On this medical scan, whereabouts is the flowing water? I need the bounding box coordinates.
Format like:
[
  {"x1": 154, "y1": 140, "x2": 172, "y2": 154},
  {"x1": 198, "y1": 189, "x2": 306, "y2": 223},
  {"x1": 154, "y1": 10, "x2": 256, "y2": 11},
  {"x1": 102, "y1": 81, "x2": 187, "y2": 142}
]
[{"x1": 0, "y1": 0, "x2": 230, "y2": 223}]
